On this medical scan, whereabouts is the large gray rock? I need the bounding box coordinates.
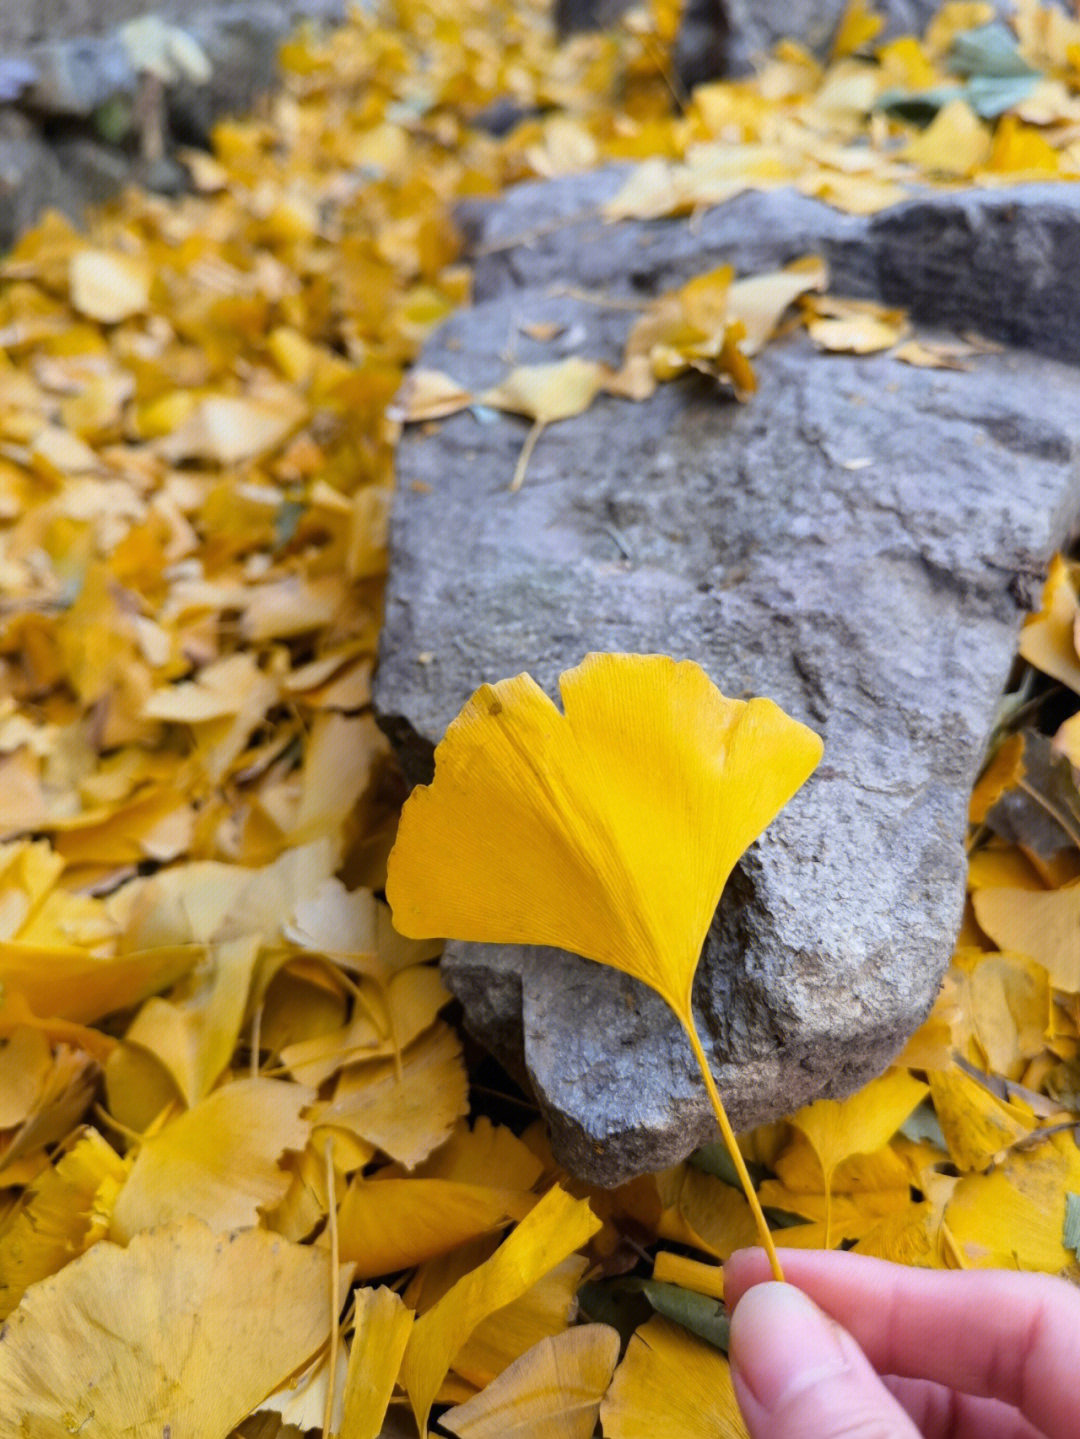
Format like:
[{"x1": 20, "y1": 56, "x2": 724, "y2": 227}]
[
  {"x1": 464, "y1": 170, "x2": 1080, "y2": 363},
  {"x1": 374, "y1": 176, "x2": 1080, "y2": 1186}
]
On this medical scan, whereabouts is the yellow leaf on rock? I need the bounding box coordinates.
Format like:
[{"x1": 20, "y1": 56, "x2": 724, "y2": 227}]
[
  {"x1": 831, "y1": 0, "x2": 885, "y2": 58},
  {"x1": 110, "y1": 1077, "x2": 312, "y2": 1242},
  {"x1": 726, "y1": 257, "x2": 828, "y2": 356},
  {"x1": 69, "y1": 249, "x2": 151, "y2": 323},
  {"x1": 340, "y1": 1286, "x2": 415, "y2": 1439},
  {"x1": 400, "y1": 1185, "x2": 600, "y2": 1436},
  {"x1": 482, "y1": 358, "x2": 604, "y2": 426},
  {"x1": 972, "y1": 883, "x2": 1080, "y2": 991},
  {"x1": 442, "y1": 1324, "x2": 620, "y2": 1439},
  {"x1": 902, "y1": 99, "x2": 990, "y2": 176},
  {"x1": 392, "y1": 368, "x2": 473, "y2": 422},
  {"x1": 805, "y1": 296, "x2": 908, "y2": 353},
  {"x1": 337, "y1": 1177, "x2": 534, "y2": 1277},
  {"x1": 0, "y1": 1219, "x2": 332, "y2": 1438},
  {"x1": 599, "y1": 1314, "x2": 748, "y2": 1438},
  {"x1": 387, "y1": 654, "x2": 822, "y2": 1030}
]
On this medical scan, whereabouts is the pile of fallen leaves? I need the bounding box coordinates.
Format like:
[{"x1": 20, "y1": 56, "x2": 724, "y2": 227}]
[{"x1": 2, "y1": 0, "x2": 1080, "y2": 1433}]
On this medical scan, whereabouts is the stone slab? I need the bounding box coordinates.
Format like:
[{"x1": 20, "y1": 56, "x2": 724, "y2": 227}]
[{"x1": 375, "y1": 189, "x2": 1080, "y2": 1184}]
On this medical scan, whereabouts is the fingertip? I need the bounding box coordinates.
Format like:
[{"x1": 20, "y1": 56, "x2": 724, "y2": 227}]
[{"x1": 724, "y1": 1247, "x2": 773, "y2": 1308}]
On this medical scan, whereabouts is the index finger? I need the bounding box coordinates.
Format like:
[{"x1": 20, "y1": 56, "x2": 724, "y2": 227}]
[{"x1": 725, "y1": 1248, "x2": 1080, "y2": 1439}]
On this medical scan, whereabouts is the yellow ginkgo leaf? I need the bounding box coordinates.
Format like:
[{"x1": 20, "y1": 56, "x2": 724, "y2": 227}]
[
  {"x1": 399, "y1": 1185, "x2": 601, "y2": 1436},
  {"x1": 943, "y1": 1130, "x2": 1080, "y2": 1270},
  {"x1": 69, "y1": 249, "x2": 152, "y2": 324},
  {"x1": 599, "y1": 1314, "x2": 748, "y2": 1439},
  {"x1": 927, "y1": 1064, "x2": 1036, "y2": 1172},
  {"x1": 413, "y1": 1116, "x2": 545, "y2": 1190},
  {"x1": 388, "y1": 652, "x2": 822, "y2": 1282},
  {"x1": 387, "y1": 653, "x2": 821, "y2": 1028},
  {"x1": 725, "y1": 256, "x2": 828, "y2": 356},
  {"x1": 110, "y1": 1077, "x2": 312, "y2": 1242},
  {"x1": 789, "y1": 1070, "x2": 929, "y2": 1190},
  {"x1": 0, "y1": 939, "x2": 199, "y2": 1026},
  {"x1": 450, "y1": 1254, "x2": 589, "y2": 1389},
  {"x1": 340, "y1": 1286, "x2": 415, "y2": 1439},
  {"x1": 902, "y1": 98, "x2": 991, "y2": 177},
  {"x1": 0, "y1": 1218, "x2": 332, "y2": 1438},
  {"x1": 157, "y1": 392, "x2": 308, "y2": 466},
  {"x1": 1018, "y1": 554, "x2": 1080, "y2": 693},
  {"x1": 390, "y1": 368, "x2": 473, "y2": 422},
  {"x1": 311, "y1": 1021, "x2": 468, "y2": 1169},
  {"x1": 441, "y1": 1324, "x2": 620, "y2": 1439},
  {"x1": 0, "y1": 1128, "x2": 128, "y2": 1319},
  {"x1": 972, "y1": 883, "x2": 1080, "y2": 991},
  {"x1": 123, "y1": 934, "x2": 262, "y2": 1105},
  {"x1": 337, "y1": 1177, "x2": 535, "y2": 1277},
  {"x1": 480, "y1": 358, "x2": 605, "y2": 491}
]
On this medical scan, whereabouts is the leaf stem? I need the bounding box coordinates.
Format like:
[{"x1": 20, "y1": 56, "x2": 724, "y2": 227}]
[
  {"x1": 684, "y1": 1019, "x2": 785, "y2": 1284},
  {"x1": 323, "y1": 1135, "x2": 340, "y2": 1438}
]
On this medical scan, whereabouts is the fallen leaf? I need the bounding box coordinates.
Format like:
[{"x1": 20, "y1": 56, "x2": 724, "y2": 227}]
[
  {"x1": 399, "y1": 1185, "x2": 601, "y2": 1435},
  {"x1": 340, "y1": 1286, "x2": 415, "y2": 1439},
  {"x1": 110, "y1": 1077, "x2": 312, "y2": 1241},
  {"x1": 0, "y1": 1219, "x2": 333, "y2": 1437},
  {"x1": 599, "y1": 1314, "x2": 748, "y2": 1438},
  {"x1": 441, "y1": 1324, "x2": 620, "y2": 1438}
]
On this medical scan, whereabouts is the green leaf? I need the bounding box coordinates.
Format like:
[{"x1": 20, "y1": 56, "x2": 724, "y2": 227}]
[
  {"x1": 640, "y1": 1281, "x2": 730, "y2": 1352},
  {"x1": 689, "y1": 1141, "x2": 766, "y2": 1189},
  {"x1": 1063, "y1": 1193, "x2": 1080, "y2": 1260},
  {"x1": 949, "y1": 23, "x2": 1037, "y2": 80},
  {"x1": 577, "y1": 1279, "x2": 651, "y2": 1349},
  {"x1": 966, "y1": 74, "x2": 1039, "y2": 119}
]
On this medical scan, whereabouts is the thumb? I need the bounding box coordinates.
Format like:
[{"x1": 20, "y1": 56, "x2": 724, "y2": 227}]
[{"x1": 729, "y1": 1282, "x2": 920, "y2": 1439}]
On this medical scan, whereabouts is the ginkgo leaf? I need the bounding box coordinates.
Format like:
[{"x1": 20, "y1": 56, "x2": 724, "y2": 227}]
[
  {"x1": 110, "y1": 1077, "x2": 312, "y2": 1241},
  {"x1": 972, "y1": 883, "x2": 1080, "y2": 991},
  {"x1": 399, "y1": 1185, "x2": 601, "y2": 1435},
  {"x1": 481, "y1": 358, "x2": 605, "y2": 426},
  {"x1": 387, "y1": 653, "x2": 822, "y2": 1028},
  {"x1": 927, "y1": 1064, "x2": 1036, "y2": 1172},
  {"x1": 0, "y1": 940, "x2": 199, "y2": 1026},
  {"x1": 337, "y1": 1177, "x2": 534, "y2": 1276},
  {"x1": 412, "y1": 1116, "x2": 545, "y2": 1190},
  {"x1": 480, "y1": 359, "x2": 605, "y2": 491},
  {"x1": 599, "y1": 1314, "x2": 748, "y2": 1438},
  {"x1": 789, "y1": 1069, "x2": 929, "y2": 1189},
  {"x1": 339, "y1": 1286, "x2": 415, "y2": 1439},
  {"x1": 390, "y1": 368, "x2": 473, "y2": 422},
  {"x1": 441, "y1": 1324, "x2": 619, "y2": 1438},
  {"x1": 1018, "y1": 554, "x2": 1080, "y2": 692},
  {"x1": 943, "y1": 1130, "x2": 1080, "y2": 1270},
  {"x1": 157, "y1": 393, "x2": 309, "y2": 466},
  {"x1": 123, "y1": 934, "x2": 262, "y2": 1105},
  {"x1": 725, "y1": 256, "x2": 828, "y2": 356},
  {"x1": 0, "y1": 1128, "x2": 128, "y2": 1319},
  {"x1": 449, "y1": 1254, "x2": 590, "y2": 1389},
  {"x1": 901, "y1": 98, "x2": 991, "y2": 175},
  {"x1": 0, "y1": 1219, "x2": 332, "y2": 1437},
  {"x1": 69, "y1": 249, "x2": 152, "y2": 324},
  {"x1": 311, "y1": 1021, "x2": 468, "y2": 1169}
]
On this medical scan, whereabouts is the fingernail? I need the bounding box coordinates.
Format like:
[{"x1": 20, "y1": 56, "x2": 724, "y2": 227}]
[{"x1": 730, "y1": 1282, "x2": 849, "y2": 1412}]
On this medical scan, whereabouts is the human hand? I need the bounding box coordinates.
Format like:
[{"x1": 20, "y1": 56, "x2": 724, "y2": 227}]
[{"x1": 724, "y1": 1247, "x2": 1080, "y2": 1438}]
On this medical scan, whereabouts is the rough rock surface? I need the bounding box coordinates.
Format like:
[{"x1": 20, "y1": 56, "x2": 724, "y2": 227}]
[{"x1": 374, "y1": 174, "x2": 1080, "y2": 1185}]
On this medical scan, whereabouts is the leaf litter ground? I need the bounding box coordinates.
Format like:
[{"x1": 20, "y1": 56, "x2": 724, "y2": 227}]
[{"x1": 2, "y1": 0, "x2": 1080, "y2": 1434}]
